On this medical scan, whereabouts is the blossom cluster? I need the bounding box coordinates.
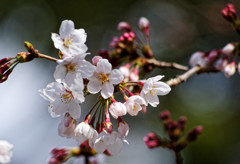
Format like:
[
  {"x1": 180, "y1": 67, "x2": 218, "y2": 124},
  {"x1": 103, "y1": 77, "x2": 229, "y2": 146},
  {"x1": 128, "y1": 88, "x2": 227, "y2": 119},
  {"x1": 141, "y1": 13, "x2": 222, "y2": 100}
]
[
  {"x1": 189, "y1": 43, "x2": 239, "y2": 77},
  {"x1": 38, "y1": 19, "x2": 171, "y2": 160}
]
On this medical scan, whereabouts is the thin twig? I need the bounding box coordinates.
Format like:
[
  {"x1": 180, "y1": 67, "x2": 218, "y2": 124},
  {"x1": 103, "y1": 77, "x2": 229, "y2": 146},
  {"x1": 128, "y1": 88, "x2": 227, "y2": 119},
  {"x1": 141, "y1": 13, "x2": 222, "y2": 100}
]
[
  {"x1": 38, "y1": 53, "x2": 58, "y2": 62},
  {"x1": 166, "y1": 66, "x2": 220, "y2": 87},
  {"x1": 142, "y1": 57, "x2": 189, "y2": 71},
  {"x1": 166, "y1": 66, "x2": 202, "y2": 87}
]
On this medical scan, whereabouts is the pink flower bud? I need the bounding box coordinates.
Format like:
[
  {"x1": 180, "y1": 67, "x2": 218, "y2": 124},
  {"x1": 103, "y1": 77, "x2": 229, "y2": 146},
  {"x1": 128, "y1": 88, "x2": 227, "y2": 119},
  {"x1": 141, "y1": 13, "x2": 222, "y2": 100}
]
[
  {"x1": 238, "y1": 62, "x2": 240, "y2": 74},
  {"x1": 143, "y1": 132, "x2": 160, "y2": 149},
  {"x1": 224, "y1": 62, "x2": 236, "y2": 77},
  {"x1": 206, "y1": 50, "x2": 219, "y2": 64},
  {"x1": 138, "y1": 17, "x2": 150, "y2": 37},
  {"x1": 117, "y1": 22, "x2": 131, "y2": 32},
  {"x1": 222, "y1": 43, "x2": 235, "y2": 55},
  {"x1": 138, "y1": 17, "x2": 150, "y2": 30},
  {"x1": 92, "y1": 56, "x2": 103, "y2": 66},
  {"x1": 222, "y1": 4, "x2": 237, "y2": 22}
]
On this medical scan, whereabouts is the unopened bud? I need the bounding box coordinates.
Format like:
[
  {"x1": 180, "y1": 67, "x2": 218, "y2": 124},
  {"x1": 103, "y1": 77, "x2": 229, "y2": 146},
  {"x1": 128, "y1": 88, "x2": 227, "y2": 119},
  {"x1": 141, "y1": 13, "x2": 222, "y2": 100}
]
[
  {"x1": 142, "y1": 45, "x2": 153, "y2": 58},
  {"x1": 143, "y1": 132, "x2": 161, "y2": 149},
  {"x1": 189, "y1": 51, "x2": 207, "y2": 67},
  {"x1": 24, "y1": 41, "x2": 35, "y2": 54},
  {"x1": 92, "y1": 56, "x2": 103, "y2": 66},
  {"x1": 0, "y1": 57, "x2": 14, "y2": 65},
  {"x1": 159, "y1": 110, "x2": 171, "y2": 121},
  {"x1": 187, "y1": 126, "x2": 203, "y2": 142},
  {"x1": 117, "y1": 22, "x2": 131, "y2": 32},
  {"x1": 178, "y1": 116, "x2": 187, "y2": 130},
  {"x1": 138, "y1": 17, "x2": 150, "y2": 30},
  {"x1": 17, "y1": 52, "x2": 34, "y2": 63},
  {"x1": 222, "y1": 4, "x2": 237, "y2": 22},
  {"x1": 206, "y1": 50, "x2": 219, "y2": 64},
  {"x1": 224, "y1": 62, "x2": 236, "y2": 77},
  {"x1": 222, "y1": 43, "x2": 235, "y2": 55}
]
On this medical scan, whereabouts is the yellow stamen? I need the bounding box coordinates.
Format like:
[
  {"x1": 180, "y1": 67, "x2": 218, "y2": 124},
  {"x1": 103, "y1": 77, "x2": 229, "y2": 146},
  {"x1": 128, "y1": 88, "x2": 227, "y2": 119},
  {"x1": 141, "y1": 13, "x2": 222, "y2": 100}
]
[
  {"x1": 60, "y1": 91, "x2": 74, "y2": 103},
  {"x1": 64, "y1": 37, "x2": 71, "y2": 48},
  {"x1": 99, "y1": 73, "x2": 109, "y2": 83},
  {"x1": 66, "y1": 63, "x2": 76, "y2": 73}
]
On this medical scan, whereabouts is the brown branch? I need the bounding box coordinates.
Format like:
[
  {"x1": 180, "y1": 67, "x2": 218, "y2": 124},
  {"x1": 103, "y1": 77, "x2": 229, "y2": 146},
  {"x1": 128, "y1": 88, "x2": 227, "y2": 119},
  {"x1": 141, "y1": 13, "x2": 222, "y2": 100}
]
[
  {"x1": 37, "y1": 53, "x2": 58, "y2": 62},
  {"x1": 166, "y1": 66, "x2": 202, "y2": 87},
  {"x1": 142, "y1": 57, "x2": 189, "y2": 71},
  {"x1": 166, "y1": 66, "x2": 220, "y2": 87}
]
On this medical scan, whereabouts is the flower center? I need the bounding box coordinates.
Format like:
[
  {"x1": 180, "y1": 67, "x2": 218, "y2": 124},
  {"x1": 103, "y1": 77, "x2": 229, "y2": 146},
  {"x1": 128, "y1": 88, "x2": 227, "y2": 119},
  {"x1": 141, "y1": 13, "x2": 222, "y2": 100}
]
[
  {"x1": 149, "y1": 89, "x2": 157, "y2": 96},
  {"x1": 99, "y1": 73, "x2": 109, "y2": 83},
  {"x1": 66, "y1": 63, "x2": 76, "y2": 73},
  {"x1": 61, "y1": 90, "x2": 74, "y2": 103},
  {"x1": 64, "y1": 37, "x2": 71, "y2": 48}
]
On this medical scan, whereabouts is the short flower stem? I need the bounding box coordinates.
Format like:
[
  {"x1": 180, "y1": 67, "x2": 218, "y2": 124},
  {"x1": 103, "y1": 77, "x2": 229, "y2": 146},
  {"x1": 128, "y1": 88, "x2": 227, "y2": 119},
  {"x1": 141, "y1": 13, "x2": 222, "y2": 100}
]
[
  {"x1": 38, "y1": 53, "x2": 58, "y2": 62},
  {"x1": 85, "y1": 155, "x2": 90, "y2": 164},
  {"x1": 174, "y1": 150, "x2": 183, "y2": 164}
]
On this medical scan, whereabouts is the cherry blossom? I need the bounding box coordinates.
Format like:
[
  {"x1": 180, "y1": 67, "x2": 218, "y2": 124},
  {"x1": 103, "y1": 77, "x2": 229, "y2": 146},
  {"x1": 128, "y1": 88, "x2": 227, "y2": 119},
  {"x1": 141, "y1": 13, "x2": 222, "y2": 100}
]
[
  {"x1": 0, "y1": 140, "x2": 13, "y2": 164},
  {"x1": 109, "y1": 101, "x2": 127, "y2": 119},
  {"x1": 87, "y1": 59, "x2": 124, "y2": 99},
  {"x1": 51, "y1": 20, "x2": 88, "y2": 57},
  {"x1": 92, "y1": 131, "x2": 123, "y2": 155},
  {"x1": 125, "y1": 95, "x2": 147, "y2": 116},
  {"x1": 54, "y1": 53, "x2": 95, "y2": 85},
  {"x1": 73, "y1": 122, "x2": 98, "y2": 144},
  {"x1": 140, "y1": 75, "x2": 171, "y2": 107},
  {"x1": 39, "y1": 77, "x2": 84, "y2": 119}
]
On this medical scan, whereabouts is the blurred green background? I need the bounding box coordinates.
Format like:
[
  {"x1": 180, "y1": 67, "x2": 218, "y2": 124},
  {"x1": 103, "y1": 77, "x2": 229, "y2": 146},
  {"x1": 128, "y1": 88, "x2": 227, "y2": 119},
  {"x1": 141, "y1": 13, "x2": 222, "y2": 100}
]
[{"x1": 0, "y1": 0, "x2": 240, "y2": 163}]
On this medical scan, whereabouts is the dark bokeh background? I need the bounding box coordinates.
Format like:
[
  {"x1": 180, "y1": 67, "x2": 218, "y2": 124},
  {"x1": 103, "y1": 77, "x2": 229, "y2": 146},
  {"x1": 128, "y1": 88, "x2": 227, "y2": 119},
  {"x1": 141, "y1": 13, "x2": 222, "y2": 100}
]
[{"x1": 0, "y1": 0, "x2": 240, "y2": 163}]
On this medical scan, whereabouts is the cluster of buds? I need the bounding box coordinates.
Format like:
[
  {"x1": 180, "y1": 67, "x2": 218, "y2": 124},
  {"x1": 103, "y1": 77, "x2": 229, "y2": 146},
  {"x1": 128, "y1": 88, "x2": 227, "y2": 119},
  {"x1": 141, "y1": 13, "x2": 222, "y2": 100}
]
[
  {"x1": 49, "y1": 141, "x2": 102, "y2": 164},
  {"x1": 0, "y1": 42, "x2": 49, "y2": 83},
  {"x1": 222, "y1": 4, "x2": 240, "y2": 34},
  {"x1": 144, "y1": 110, "x2": 203, "y2": 153},
  {"x1": 189, "y1": 42, "x2": 240, "y2": 77},
  {"x1": 99, "y1": 17, "x2": 152, "y2": 74}
]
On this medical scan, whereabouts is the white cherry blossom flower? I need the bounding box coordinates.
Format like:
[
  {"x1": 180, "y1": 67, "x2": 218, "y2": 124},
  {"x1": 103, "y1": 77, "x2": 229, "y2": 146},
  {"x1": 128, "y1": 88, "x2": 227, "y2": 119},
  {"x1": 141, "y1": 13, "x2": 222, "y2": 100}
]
[
  {"x1": 125, "y1": 95, "x2": 146, "y2": 116},
  {"x1": 87, "y1": 59, "x2": 124, "y2": 99},
  {"x1": 109, "y1": 101, "x2": 127, "y2": 119},
  {"x1": 73, "y1": 122, "x2": 98, "y2": 144},
  {"x1": 92, "y1": 131, "x2": 123, "y2": 155},
  {"x1": 0, "y1": 140, "x2": 13, "y2": 164},
  {"x1": 54, "y1": 53, "x2": 95, "y2": 85},
  {"x1": 39, "y1": 78, "x2": 84, "y2": 119},
  {"x1": 140, "y1": 75, "x2": 171, "y2": 107},
  {"x1": 58, "y1": 114, "x2": 76, "y2": 138},
  {"x1": 51, "y1": 20, "x2": 88, "y2": 57}
]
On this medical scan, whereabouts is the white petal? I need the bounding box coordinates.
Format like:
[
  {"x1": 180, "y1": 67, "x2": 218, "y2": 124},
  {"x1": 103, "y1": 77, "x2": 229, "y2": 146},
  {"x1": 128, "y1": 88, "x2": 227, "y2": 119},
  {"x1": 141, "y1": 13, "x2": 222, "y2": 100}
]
[
  {"x1": 78, "y1": 60, "x2": 96, "y2": 78},
  {"x1": 71, "y1": 29, "x2": 87, "y2": 44},
  {"x1": 151, "y1": 75, "x2": 164, "y2": 82},
  {"x1": 68, "y1": 102, "x2": 81, "y2": 119},
  {"x1": 107, "y1": 137, "x2": 123, "y2": 155},
  {"x1": 155, "y1": 82, "x2": 171, "y2": 95},
  {"x1": 108, "y1": 69, "x2": 124, "y2": 84},
  {"x1": 146, "y1": 94, "x2": 159, "y2": 107},
  {"x1": 69, "y1": 43, "x2": 88, "y2": 55},
  {"x1": 101, "y1": 82, "x2": 114, "y2": 99},
  {"x1": 54, "y1": 63, "x2": 67, "y2": 83},
  {"x1": 51, "y1": 33, "x2": 64, "y2": 50},
  {"x1": 87, "y1": 78, "x2": 102, "y2": 94},
  {"x1": 93, "y1": 138, "x2": 107, "y2": 153},
  {"x1": 59, "y1": 20, "x2": 75, "y2": 38},
  {"x1": 96, "y1": 59, "x2": 112, "y2": 74}
]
